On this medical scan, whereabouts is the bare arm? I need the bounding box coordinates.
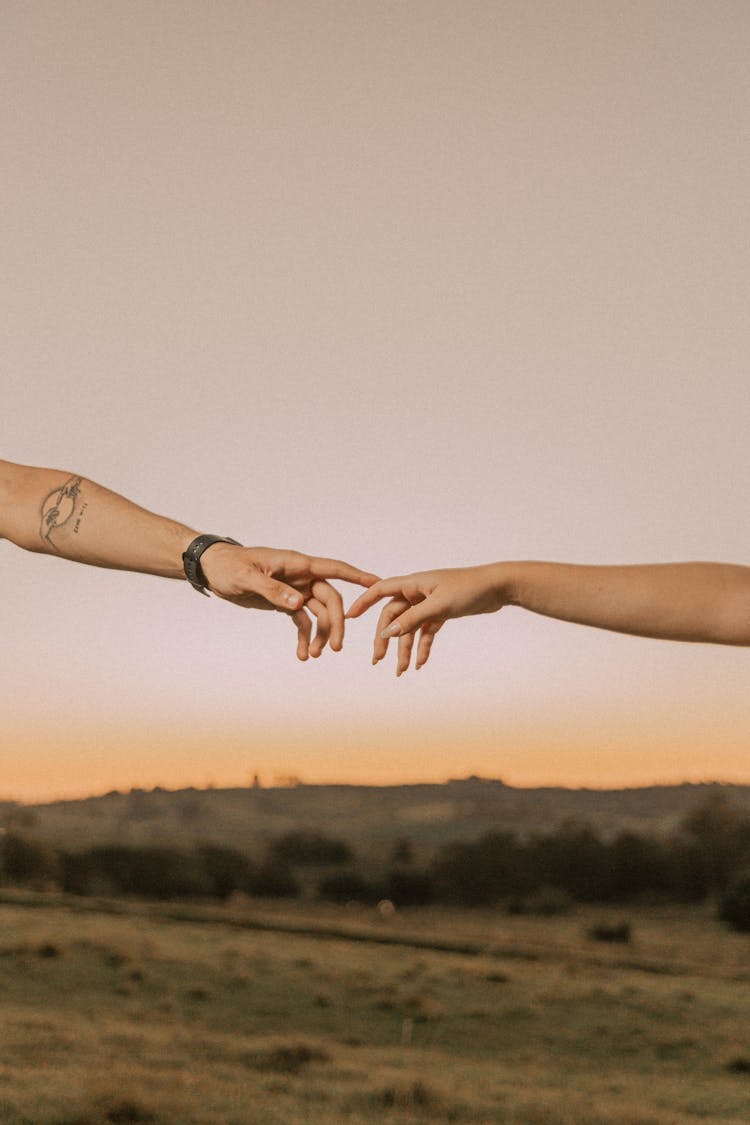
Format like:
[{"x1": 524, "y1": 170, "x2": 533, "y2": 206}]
[
  {"x1": 347, "y1": 560, "x2": 750, "y2": 673},
  {"x1": 0, "y1": 459, "x2": 378, "y2": 660},
  {"x1": 503, "y1": 561, "x2": 750, "y2": 646},
  {"x1": 0, "y1": 459, "x2": 196, "y2": 576}
]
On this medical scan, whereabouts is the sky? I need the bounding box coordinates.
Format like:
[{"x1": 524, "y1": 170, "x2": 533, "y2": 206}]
[{"x1": 2, "y1": 0, "x2": 749, "y2": 802}]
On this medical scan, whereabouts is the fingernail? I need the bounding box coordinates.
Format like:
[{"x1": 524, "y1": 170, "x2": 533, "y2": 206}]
[
  {"x1": 372, "y1": 657, "x2": 378, "y2": 666},
  {"x1": 287, "y1": 593, "x2": 302, "y2": 608},
  {"x1": 381, "y1": 624, "x2": 400, "y2": 639}
]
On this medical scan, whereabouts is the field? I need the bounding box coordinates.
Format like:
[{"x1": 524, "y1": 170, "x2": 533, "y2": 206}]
[{"x1": 2, "y1": 893, "x2": 750, "y2": 1124}]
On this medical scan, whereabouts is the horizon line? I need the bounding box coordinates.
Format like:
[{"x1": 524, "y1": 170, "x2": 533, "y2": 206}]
[{"x1": 3, "y1": 774, "x2": 749, "y2": 808}]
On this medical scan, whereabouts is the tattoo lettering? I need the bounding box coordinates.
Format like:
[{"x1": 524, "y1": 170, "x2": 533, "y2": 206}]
[
  {"x1": 39, "y1": 476, "x2": 84, "y2": 550},
  {"x1": 74, "y1": 502, "x2": 88, "y2": 534}
]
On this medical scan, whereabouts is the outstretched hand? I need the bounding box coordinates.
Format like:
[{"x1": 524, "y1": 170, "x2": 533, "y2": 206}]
[
  {"x1": 201, "y1": 544, "x2": 379, "y2": 660},
  {"x1": 346, "y1": 565, "x2": 505, "y2": 674}
]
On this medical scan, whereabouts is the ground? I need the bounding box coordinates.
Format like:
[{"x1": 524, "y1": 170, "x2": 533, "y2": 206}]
[{"x1": 1, "y1": 893, "x2": 750, "y2": 1124}]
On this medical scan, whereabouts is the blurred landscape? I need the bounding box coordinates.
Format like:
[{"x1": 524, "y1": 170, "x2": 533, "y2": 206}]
[
  {"x1": 7, "y1": 776, "x2": 750, "y2": 849},
  {"x1": 3, "y1": 779, "x2": 750, "y2": 1124}
]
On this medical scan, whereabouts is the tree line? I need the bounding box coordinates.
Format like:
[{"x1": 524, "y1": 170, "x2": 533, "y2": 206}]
[{"x1": 3, "y1": 793, "x2": 750, "y2": 931}]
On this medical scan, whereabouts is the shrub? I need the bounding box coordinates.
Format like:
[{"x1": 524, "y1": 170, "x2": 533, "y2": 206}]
[
  {"x1": 432, "y1": 831, "x2": 530, "y2": 906},
  {"x1": 384, "y1": 868, "x2": 434, "y2": 906},
  {"x1": 726, "y1": 1056, "x2": 750, "y2": 1074},
  {"x1": 607, "y1": 831, "x2": 673, "y2": 900},
  {"x1": 197, "y1": 844, "x2": 254, "y2": 899},
  {"x1": 270, "y1": 830, "x2": 352, "y2": 866},
  {"x1": 719, "y1": 871, "x2": 750, "y2": 932},
  {"x1": 0, "y1": 832, "x2": 58, "y2": 886},
  {"x1": 587, "y1": 920, "x2": 632, "y2": 943},
  {"x1": 61, "y1": 846, "x2": 211, "y2": 900},
  {"x1": 681, "y1": 793, "x2": 750, "y2": 891},
  {"x1": 248, "y1": 858, "x2": 300, "y2": 898},
  {"x1": 529, "y1": 822, "x2": 612, "y2": 901},
  {"x1": 317, "y1": 870, "x2": 379, "y2": 904}
]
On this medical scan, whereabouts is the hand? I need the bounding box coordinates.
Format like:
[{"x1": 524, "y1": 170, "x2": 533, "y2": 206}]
[
  {"x1": 346, "y1": 564, "x2": 506, "y2": 674},
  {"x1": 201, "y1": 544, "x2": 379, "y2": 661}
]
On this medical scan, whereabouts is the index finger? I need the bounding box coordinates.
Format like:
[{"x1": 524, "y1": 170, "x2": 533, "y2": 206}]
[
  {"x1": 346, "y1": 577, "x2": 407, "y2": 618},
  {"x1": 308, "y1": 557, "x2": 381, "y2": 588}
]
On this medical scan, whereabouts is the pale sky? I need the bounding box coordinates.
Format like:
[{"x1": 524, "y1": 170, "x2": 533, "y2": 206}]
[{"x1": 2, "y1": 0, "x2": 749, "y2": 801}]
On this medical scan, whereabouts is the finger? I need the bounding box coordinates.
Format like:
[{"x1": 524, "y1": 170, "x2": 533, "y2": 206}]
[
  {"x1": 399, "y1": 580, "x2": 428, "y2": 607},
  {"x1": 250, "y1": 571, "x2": 305, "y2": 612},
  {"x1": 309, "y1": 557, "x2": 381, "y2": 588},
  {"x1": 306, "y1": 597, "x2": 330, "y2": 658},
  {"x1": 346, "y1": 577, "x2": 409, "y2": 619},
  {"x1": 312, "y1": 580, "x2": 345, "y2": 652},
  {"x1": 396, "y1": 631, "x2": 416, "y2": 677},
  {"x1": 415, "y1": 621, "x2": 444, "y2": 670},
  {"x1": 373, "y1": 597, "x2": 410, "y2": 665},
  {"x1": 292, "y1": 608, "x2": 312, "y2": 661},
  {"x1": 379, "y1": 596, "x2": 443, "y2": 640}
]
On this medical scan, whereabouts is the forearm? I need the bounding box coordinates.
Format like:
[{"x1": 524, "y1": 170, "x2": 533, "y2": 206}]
[
  {"x1": 500, "y1": 561, "x2": 750, "y2": 646},
  {"x1": 0, "y1": 460, "x2": 196, "y2": 578}
]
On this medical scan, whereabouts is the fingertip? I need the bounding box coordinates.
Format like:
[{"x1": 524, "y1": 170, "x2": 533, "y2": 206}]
[{"x1": 330, "y1": 626, "x2": 344, "y2": 651}]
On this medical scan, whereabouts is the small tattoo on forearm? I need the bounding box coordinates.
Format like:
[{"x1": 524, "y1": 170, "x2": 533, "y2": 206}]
[
  {"x1": 39, "y1": 476, "x2": 84, "y2": 550},
  {"x1": 74, "y1": 502, "x2": 88, "y2": 534}
]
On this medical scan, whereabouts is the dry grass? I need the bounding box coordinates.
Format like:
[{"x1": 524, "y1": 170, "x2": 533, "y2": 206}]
[{"x1": 1, "y1": 896, "x2": 750, "y2": 1123}]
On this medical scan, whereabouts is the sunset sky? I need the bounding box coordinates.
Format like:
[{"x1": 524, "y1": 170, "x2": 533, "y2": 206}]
[{"x1": 2, "y1": 1, "x2": 749, "y2": 802}]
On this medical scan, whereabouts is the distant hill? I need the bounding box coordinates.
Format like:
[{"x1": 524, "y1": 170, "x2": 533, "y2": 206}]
[{"x1": 4, "y1": 778, "x2": 750, "y2": 855}]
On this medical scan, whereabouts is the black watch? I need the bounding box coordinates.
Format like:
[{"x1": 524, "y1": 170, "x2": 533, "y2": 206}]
[{"x1": 182, "y1": 534, "x2": 242, "y2": 596}]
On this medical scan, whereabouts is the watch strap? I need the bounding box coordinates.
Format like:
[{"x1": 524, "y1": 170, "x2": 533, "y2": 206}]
[{"x1": 182, "y1": 534, "x2": 242, "y2": 596}]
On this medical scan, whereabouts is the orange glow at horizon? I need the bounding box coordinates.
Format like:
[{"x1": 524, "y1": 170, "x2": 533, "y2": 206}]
[{"x1": 5, "y1": 712, "x2": 750, "y2": 804}]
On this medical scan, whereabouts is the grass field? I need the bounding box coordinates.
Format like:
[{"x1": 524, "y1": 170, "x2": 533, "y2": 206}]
[{"x1": 1, "y1": 893, "x2": 750, "y2": 1124}]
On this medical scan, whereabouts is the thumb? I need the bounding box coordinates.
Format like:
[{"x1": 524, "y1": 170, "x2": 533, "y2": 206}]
[
  {"x1": 380, "y1": 597, "x2": 441, "y2": 639},
  {"x1": 250, "y1": 573, "x2": 304, "y2": 612}
]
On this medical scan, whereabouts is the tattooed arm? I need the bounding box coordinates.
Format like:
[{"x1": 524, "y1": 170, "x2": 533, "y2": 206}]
[
  {"x1": 0, "y1": 461, "x2": 196, "y2": 576},
  {"x1": 0, "y1": 459, "x2": 378, "y2": 659}
]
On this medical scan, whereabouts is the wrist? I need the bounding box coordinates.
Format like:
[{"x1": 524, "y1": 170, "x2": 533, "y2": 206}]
[
  {"x1": 487, "y1": 561, "x2": 523, "y2": 608},
  {"x1": 182, "y1": 535, "x2": 242, "y2": 595},
  {"x1": 199, "y1": 540, "x2": 243, "y2": 584}
]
